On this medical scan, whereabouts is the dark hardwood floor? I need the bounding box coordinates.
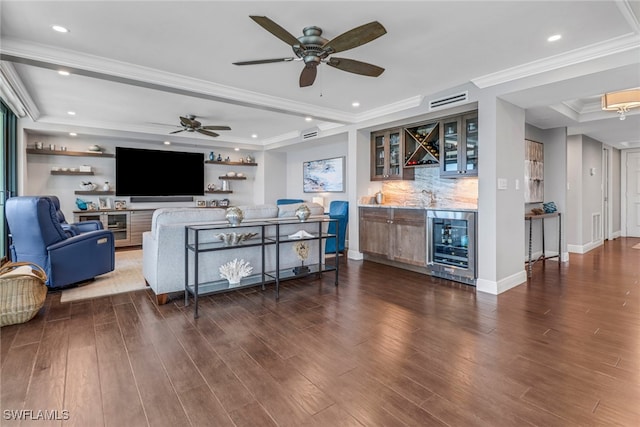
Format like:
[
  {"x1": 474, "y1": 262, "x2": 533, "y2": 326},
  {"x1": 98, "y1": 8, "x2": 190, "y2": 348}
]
[{"x1": 1, "y1": 238, "x2": 639, "y2": 426}]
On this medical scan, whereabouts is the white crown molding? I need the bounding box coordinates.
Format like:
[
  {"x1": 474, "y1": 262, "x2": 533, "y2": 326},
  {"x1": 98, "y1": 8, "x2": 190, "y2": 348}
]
[
  {"x1": 0, "y1": 38, "x2": 359, "y2": 125},
  {"x1": 471, "y1": 33, "x2": 640, "y2": 89},
  {"x1": 0, "y1": 61, "x2": 39, "y2": 119},
  {"x1": 353, "y1": 96, "x2": 424, "y2": 122}
]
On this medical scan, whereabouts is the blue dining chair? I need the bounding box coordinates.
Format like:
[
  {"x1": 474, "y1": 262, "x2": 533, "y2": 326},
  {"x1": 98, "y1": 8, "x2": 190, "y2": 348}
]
[{"x1": 325, "y1": 201, "x2": 348, "y2": 256}]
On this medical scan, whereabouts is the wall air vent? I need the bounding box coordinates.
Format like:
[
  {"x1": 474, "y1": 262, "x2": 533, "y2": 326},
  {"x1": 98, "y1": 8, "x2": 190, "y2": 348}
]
[
  {"x1": 428, "y1": 91, "x2": 469, "y2": 111},
  {"x1": 301, "y1": 127, "x2": 320, "y2": 139}
]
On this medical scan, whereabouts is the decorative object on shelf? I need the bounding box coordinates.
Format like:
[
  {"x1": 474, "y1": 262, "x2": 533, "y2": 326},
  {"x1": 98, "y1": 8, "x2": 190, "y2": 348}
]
[
  {"x1": 196, "y1": 200, "x2": 206, "y2": 207},
  {"x1": 207, "y1": 183, "x2": 216, "y2": 191},
  {"x1": 295, "y1": 204, "x2": 311, "y2": 222},
  {"x1": 98, "y1": 197, "x2": 111, "y2": 210},
  {"x1": 88, "y1": 144, "x2": 101, "y2": 152},
  {"x1": 219, "y1": 198, "x2": 230, "y2": 207},
  {"x1": 543, "y1": 201, "x2": 557, "y2": 213},
  {"x1": 79, "y1": 182, "x2": 97, "y2": 191},
  {"x1": 246, "y1": 155, "x2": 253, "y2": 163},
  {"x1": 221, "y1": 180, "x2": 230, "y2": 191},
  {"x1": 288, "y1": 230, "x2": 314, "y2": 239},
  {"x1": 87, "y1": 202, "x2": 98, "y2": 211},
  {"x1": 530, "y1": 208, "x2": 544, "y2": 215},
  {"x1": 49, "y1": 144, "x2": 56, "y2": 151},
  {"x1": 226, "y1": 171, "x2": 236, "y2": 177},
  {"x1": 35, "y1": 142, "x2": 43, "y2": 150},
  {"x1": 225, "y1": 206, "x2": 244, "y2": 226},
  {"x1": 375, "y1": 191, "x2": 384, "y2": 204},
  {"x1": 114, "y1": 200, "x2": 127, "y2": 210},
  {"x1": 209, "y1": 151, "x2": 215, "y2": 161},
  {"x1": 236, "y1": 172, "x2": 244, "y2": 178},
  {"x1": 102, "y1": 181, "x2": 110, "y2": 191},
  {"x1": 80, "y1": 165, "x2": 92, "y2": 172},
  {"x1": 225, "y1": 156, "x2": 230, "y2": 162},
  {"x1": 215, "y1": 232, "x2": 258, "y2": 246},
  {"x1": 76, "y1": 198, "x2": 88, "y2": 210},
  {"x1": 219, "y1": 258, "x2": 253, "y2": 285},
  {"x1": 292, "y1": 241, "x2": 310, "y2": 275},
  {"x1": 208, "y1": 199, "x2": 219, "y2": 207},
  {"x1": 217, "y1": 153, "x2": 222, "y2": 161}
]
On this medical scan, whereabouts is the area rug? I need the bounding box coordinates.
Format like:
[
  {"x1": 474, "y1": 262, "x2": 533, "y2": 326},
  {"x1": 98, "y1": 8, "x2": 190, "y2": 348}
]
[
  {"x1": 633, "y1": 243, "x2": 640, "y2": 249},
  {"x1": 60, "y1": 249, "x2": 146, "y2": 303}
]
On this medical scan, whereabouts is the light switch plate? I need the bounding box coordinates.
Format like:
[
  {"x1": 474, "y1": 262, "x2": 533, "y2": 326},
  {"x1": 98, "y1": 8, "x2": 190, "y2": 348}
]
[{"x1": 497, "y1": 178, "x2": 508, "y2": 190}]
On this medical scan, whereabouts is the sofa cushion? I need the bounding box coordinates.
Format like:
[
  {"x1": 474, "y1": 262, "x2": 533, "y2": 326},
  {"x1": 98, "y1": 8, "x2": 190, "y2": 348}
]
[
  {"x1": 236, "y1": 204, "x2": 278, "y2": 220},
  {"x1": 151, "y1": 207, "x2": 228, "y2": 237},
  {"x1": 278, "y1": 202, "x2": 324, "y2": 218}
]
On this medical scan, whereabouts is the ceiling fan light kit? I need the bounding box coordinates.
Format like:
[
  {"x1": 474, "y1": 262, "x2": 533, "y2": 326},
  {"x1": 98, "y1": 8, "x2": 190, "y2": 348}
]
[
  {"x1": 601, "y1": 88, "x2": 640, "y2": 120},
  {"x1": 233, "y1": 16, "x2": 387, "y2": 87}
]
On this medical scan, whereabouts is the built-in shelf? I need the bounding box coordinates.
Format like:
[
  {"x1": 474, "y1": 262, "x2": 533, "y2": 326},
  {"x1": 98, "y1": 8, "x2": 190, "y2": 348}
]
[
  {"x1": 51, "y1": 171, "x2": 95, "y2": 176},
  {"x1": 205, "y1": 160, "x2": 257, "y2": 166},
  {"x1": 205, "y1": 190, "x2": 233, "y2": 194},
  {"x1": 27, "y1": 148, "x2": 115, "y2": 158},
  {"x1": 218, "y1": 176, "x2": 247, "y2": 180},
  {"x1": 74, "y1": 190, "x2": 115, "y2": 195}
]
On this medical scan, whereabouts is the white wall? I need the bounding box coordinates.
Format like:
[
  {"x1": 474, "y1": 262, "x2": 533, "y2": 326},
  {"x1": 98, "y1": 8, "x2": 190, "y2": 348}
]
[
  {"x1": 524, "y1": 124, "x2": 567, "y2": 261},
  {"x1": 281, "y1": 133, "x2": 349, "y2": 209}
]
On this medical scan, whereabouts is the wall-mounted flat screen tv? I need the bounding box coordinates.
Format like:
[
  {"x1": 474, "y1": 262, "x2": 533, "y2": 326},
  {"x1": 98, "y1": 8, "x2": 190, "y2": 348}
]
[{"x1": 116, "y1": 147, "x2": 204, "y2": 196}]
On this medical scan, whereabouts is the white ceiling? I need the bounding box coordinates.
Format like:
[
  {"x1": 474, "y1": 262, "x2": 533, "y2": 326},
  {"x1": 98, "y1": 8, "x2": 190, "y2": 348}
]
[{"x1": 1, "y1": 1, "x2": 639, "y2": 150}]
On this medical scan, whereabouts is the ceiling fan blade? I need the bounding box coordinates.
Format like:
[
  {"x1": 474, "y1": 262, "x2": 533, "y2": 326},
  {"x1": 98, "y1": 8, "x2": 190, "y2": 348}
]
[
  {"x1": 249, "y1": 16, "x2": 302, "y2": 47},
  {"x1": 197, "y1": 129, "x2": 220, "y2": 138},
  {"x1": 233, "y1": 57, "x2": 295, "y2": 66},
  {"x1": 322, "y1": 21, "x2": 387, "y2": 54},
  {"x1": 202, "y1": 125, "x2": 231, "y2": 131},
  {"x1": 327, "y1": 57, "x2": 385, "y2": 77},
  {"x1": 169, "y1": 129, "x2": 184, "y2": 134},
  {"x1": 299, "y1": 65, "x2": 317, "y2": 87}
]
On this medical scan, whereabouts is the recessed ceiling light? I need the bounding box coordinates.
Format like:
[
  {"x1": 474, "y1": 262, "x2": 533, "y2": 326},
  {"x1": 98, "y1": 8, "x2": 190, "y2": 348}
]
[
  {"x1": 52, "y1": 25, "x2": 69, "y2": 33},
  {"x1": 305, "y1": 117, "x2": 312, "y2": 122},
  {"x1": 164, "y1": 141, "x2": 171, "y2": 145},
  {"x1": 251, "y1": 134, "x2": 258, "y2": 138},
  {"x1": 352, "y1": 101, "x2": 360, "y2": 108},
  {"x1": 67, "y1": 111, "x2": 75, "y2": 115},
  {"x1": 547, "y1": 34, "x2": 562, "y2": 42},
  {"x1": 234, "y1": 147, "x2": 240, "y2": 151},
  {"x1": 69, "y1": 132, "x2": 77, "y2": 136},
  {"x1": 58, "y1": 70, "x2": 70, "y2": 76}
]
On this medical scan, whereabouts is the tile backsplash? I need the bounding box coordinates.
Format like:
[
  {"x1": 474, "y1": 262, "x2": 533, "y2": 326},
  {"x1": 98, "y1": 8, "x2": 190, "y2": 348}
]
[{"x1": 379, "y1": 167, "x2": 478, "y2": 209}]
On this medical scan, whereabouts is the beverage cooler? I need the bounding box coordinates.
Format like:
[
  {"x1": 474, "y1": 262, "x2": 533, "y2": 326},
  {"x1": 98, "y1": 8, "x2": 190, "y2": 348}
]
[{"x1": 427, "y1": 210, "x2": 476, "y2": 285}]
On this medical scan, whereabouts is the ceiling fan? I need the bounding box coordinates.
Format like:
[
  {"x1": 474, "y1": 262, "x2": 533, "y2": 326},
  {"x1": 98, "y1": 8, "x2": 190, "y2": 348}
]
[
  {"x1": 233, "y1": 16, "x2": 386, "y2": 87},
  {"x1": 169, "y1": 115, "x2": 231, "y2": 138}
]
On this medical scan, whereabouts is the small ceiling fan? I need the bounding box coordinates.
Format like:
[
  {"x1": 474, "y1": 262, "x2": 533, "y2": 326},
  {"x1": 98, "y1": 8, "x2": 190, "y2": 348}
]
[
  {"x1": 233, "y1": 16, "x2": 386, "y2": 87},
  {"x1": 170, "y1": 115, "x2": 231, "y2": 138}
]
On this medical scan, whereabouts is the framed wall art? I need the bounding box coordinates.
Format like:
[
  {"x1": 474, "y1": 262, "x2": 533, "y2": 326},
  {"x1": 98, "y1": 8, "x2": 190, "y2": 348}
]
[
  {"x1": 303, "y1": 156, "x2": 345, "y2": 193},
  {"x1": 524, "y1": 139, "x2": 544, "y2": 203}
]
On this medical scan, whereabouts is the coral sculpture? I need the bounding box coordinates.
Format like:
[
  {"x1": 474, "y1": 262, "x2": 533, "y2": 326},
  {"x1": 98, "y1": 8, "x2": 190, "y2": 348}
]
[{"x1": 219, "y1": 259, "x2": 253, "y2": 285}]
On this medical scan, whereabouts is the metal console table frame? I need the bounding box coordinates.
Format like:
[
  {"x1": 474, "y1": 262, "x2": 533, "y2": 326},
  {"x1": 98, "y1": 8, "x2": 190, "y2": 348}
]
[
  {"x1": 185, "y1": 218, "x2": 339, "y2": 318},
  {"x1": 525, "y1": 211, "x2": 561, "y2": 277}
]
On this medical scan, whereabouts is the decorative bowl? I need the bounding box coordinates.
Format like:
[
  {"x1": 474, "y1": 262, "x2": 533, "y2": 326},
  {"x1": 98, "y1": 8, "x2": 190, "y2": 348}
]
[
  {"x1": 236, "y1": 172, "x2": 244, "y2": 178},
  {"x1": 79, "y1": 183, "x2": 96, "y2": 191},
  {"x1": 226, "y1": 172, "x2": 237, "y2": 177}
]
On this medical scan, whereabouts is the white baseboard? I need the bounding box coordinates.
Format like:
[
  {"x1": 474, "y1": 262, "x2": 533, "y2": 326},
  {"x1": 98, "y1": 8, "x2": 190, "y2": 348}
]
[
  {"x1": 348, "y1": 249, "x2": 363, "y2": 260},
  {"x1": 612, "y1": 230, "x2": 621, "y2": 239},
  {"x1": 567, "y1": 239, "x2": 603, "y2": 254},
  {"x1": 476, "y1": 269, "x2": 527, "y2": 295}
]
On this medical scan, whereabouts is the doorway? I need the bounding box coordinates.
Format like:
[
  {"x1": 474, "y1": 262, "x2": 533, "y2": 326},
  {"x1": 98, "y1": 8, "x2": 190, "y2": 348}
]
[{"x1": 623, "y1": 149, "x2": 640, "y2": 237}]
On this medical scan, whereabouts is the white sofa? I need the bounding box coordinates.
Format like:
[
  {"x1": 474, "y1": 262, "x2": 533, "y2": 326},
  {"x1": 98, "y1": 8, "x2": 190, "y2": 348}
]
[{"x1": 142, "y1": 202, "x2": 327, "y2": 304}]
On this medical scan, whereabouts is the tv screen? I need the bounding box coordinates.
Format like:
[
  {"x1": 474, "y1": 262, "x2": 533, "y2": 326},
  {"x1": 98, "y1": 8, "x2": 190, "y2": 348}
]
[{"x1": 115, "y1": 147, "x2": 204, "y2": 196}]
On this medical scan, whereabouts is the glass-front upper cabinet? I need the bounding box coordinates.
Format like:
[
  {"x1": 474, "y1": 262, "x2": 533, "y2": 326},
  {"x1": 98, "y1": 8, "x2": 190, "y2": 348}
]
[
  {"x1": 370, "y1": 128, "x2": 414, "y2": 181},
  {"x1": 439, "y1": 112, "x2": 478, "y2": 177}
]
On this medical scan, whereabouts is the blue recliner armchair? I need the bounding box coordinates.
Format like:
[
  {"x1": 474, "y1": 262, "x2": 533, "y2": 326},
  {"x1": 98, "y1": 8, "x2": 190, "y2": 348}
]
[
  {"x1": 46, "y1": 195, "x2": 104, "y2": 236},
  {"x1": 5, "y1": 196, "x2": 116, "y2": 288},
  {"x1": 325, "y1": 200, "x2": 348, "y2": 256}
]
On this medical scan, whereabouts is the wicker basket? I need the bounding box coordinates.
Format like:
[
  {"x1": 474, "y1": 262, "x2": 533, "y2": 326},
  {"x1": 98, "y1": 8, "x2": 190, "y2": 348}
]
[{"x1": 0, "y1": 261, "x2": 48, "y2": 327}]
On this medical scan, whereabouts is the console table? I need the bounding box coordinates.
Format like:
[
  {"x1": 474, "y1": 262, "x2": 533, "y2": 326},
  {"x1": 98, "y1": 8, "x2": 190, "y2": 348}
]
[
  {"x1": 184, "y1": 218, "x2": 339, "y2": 318},
  {"x1": 525, "y1": 212, "x2": 561, "y2": 277}
]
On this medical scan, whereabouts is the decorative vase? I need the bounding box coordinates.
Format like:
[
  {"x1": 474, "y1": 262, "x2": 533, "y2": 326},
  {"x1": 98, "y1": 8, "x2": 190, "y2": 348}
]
[
  {"x1": 103, "y1": 181, "x2": 110, "y2": 191},
  {"x1": 209, "y1": 151, "x2": 214, "y2": 161},
  {"x1": 225, "y1": 206, "x2": 244, "y2": 226},
  {"x1": 295, "y1": 204, "x2": 311, "y2": 222}
]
